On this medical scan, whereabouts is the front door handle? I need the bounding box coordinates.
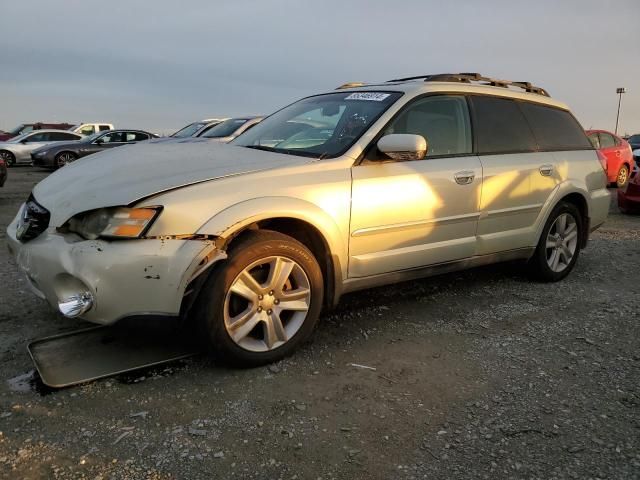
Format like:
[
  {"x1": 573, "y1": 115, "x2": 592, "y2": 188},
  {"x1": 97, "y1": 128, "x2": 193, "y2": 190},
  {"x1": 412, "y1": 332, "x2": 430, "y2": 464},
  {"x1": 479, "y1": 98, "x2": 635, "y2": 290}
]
[
  {"x1": 454, "y1": 171, "x2": 475, "y2": 185},
  {"x1": 539, "y1": 164, "x2": 554, "y2": 176}
]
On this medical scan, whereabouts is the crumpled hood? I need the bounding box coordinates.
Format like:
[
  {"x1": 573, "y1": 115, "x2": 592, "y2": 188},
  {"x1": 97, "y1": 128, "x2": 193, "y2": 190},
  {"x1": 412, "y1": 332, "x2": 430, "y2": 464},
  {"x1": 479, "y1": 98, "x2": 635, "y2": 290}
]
[{"x1": 33, "y1": 141, "x2": 311, "y2": 226}]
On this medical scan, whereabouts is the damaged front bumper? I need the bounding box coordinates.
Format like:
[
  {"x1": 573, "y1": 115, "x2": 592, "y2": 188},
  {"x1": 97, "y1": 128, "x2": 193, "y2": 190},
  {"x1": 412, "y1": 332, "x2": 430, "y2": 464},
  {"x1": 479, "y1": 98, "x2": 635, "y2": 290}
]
[{"x1": 6, "y1": 211, "x2": 226, "y2": 325}]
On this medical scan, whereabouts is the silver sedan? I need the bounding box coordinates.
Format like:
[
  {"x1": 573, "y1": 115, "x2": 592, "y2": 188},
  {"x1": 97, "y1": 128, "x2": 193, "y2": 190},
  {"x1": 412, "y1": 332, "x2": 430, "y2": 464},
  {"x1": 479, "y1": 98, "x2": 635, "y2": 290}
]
[{"x1": 0, "y1": 129, "x2": 82, "y2": 166}]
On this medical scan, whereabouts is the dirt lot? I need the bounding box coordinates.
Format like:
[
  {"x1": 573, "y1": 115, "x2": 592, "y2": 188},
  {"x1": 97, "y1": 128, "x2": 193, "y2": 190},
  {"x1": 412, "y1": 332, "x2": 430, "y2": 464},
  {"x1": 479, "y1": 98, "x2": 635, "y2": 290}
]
[{"x1": 0, "y1": 167, "x2": 639, "y2": 480}]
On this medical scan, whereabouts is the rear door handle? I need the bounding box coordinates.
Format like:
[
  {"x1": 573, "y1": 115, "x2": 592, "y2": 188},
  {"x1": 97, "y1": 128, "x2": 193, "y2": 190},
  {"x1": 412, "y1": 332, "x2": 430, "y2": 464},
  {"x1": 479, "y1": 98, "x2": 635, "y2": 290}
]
[
  {"x1": 454, "y1": 170, "x2": 475, "y2": 185},
  {"x1": 539, "y1": 164, "x2": 554, "y2": 176}
]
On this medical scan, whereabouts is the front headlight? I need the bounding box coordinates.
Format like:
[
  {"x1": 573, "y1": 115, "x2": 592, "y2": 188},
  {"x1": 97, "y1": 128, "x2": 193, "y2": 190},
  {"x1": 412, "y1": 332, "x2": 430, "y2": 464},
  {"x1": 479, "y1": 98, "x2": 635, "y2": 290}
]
[
  {"x1": 35, "y1": 150, "x2": 48, "y2": 156},
  {"x1": 68, "y1": 207, "x2": 161, "y2": 239}
]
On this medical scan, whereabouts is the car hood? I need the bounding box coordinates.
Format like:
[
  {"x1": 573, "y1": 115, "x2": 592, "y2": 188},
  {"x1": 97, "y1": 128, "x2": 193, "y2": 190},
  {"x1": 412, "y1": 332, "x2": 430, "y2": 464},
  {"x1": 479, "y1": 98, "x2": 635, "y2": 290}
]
[{"x1": 33, "y1": 141, "x2": 312, "y2": 226}]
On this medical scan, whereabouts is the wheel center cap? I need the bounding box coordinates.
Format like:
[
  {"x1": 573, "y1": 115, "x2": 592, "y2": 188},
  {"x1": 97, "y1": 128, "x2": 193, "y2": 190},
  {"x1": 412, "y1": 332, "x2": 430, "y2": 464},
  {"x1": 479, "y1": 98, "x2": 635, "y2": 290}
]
[{"x1": 260, "y1": 296, "x2": 275, "y2": 310}]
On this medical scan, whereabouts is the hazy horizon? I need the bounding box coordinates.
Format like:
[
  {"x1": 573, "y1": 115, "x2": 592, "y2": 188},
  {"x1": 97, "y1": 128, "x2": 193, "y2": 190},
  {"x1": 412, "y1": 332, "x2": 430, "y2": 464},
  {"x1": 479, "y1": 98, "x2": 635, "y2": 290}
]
[{"x1": 1, "y1": 0, "x2": 639, "y2": 135}]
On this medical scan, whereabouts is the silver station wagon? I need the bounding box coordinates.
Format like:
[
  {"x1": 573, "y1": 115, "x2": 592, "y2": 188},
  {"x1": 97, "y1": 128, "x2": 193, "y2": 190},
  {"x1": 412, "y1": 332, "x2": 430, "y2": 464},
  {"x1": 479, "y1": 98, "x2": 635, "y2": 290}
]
[{"x1": 7, "y1": 73, "x2": 610, "y2": 365}]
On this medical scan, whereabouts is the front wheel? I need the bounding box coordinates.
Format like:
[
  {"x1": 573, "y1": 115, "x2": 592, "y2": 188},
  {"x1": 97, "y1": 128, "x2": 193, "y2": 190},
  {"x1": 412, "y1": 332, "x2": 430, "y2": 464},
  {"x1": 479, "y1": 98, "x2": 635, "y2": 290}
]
[
  {"x1": 528, "y1": 202, "x2": 583, "y2": 282},
  {"x1": 616, "y1": 165, "x2": 629, "y2": 188},
  {"x1": 193, "y1": 230, "x2": 324, "y2": 366},
  {"x1": 55, "y1": 152, "x2": 77, "y2": 169},
  {"x1": 0, "y1": 150, "x2": 15, "y2": 167}
]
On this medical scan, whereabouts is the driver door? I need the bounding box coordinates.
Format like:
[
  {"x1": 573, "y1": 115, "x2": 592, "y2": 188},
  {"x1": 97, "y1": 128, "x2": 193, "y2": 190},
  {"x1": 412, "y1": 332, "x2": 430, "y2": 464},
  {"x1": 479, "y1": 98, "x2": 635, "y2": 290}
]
[{"x1": 349, "y1": 95, "x2": 482, "y2": 278}]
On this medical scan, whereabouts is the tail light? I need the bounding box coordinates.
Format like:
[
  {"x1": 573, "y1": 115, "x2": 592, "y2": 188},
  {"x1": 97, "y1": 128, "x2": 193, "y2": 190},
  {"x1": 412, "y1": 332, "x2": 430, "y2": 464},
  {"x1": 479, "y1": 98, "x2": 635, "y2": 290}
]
[{"x1": 596, "y1": 151, "x2": 607, "y2": 172}]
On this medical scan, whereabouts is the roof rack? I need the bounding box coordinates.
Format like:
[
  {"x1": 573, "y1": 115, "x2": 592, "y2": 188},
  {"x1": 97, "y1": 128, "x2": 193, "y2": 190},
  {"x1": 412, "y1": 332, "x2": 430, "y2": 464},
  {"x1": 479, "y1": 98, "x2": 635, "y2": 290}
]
[
  {"x1": 386, "y1": 73, "x2": 550, "y2": 97},
  {"x1": 336, "y1": 82, "x2": 367, "y2": 89}
]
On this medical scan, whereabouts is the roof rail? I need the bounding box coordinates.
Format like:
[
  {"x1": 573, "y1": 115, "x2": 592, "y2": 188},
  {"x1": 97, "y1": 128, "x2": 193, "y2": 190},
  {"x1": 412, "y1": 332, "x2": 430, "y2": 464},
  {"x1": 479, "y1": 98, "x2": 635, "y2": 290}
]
[
  {"x1": 336, "y1": 82, "x2": 367, "y2": 89},
  {"x1": 387, "y1": 73, "x2": 550, "y2": 97}
]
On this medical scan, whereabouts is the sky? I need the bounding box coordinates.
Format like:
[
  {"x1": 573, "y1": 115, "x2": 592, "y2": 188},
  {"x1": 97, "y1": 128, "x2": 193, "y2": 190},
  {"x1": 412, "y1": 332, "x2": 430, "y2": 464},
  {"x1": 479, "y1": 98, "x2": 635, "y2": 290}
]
[{"x1": 1, "y1": 0, "x2": 639, "y2": 135}]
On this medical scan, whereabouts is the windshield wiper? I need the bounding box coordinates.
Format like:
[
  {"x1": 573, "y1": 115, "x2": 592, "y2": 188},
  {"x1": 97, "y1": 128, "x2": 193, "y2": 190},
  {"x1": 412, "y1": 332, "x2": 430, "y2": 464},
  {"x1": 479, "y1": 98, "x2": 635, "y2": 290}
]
[{"x1": 244, "y1": 145, "x2": 281, "y2": 153}]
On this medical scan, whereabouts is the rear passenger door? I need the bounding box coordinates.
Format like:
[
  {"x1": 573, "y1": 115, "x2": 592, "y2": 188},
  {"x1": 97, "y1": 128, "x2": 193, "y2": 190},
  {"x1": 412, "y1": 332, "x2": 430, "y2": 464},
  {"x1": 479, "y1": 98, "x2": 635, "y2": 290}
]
[{"x1": 470, "y1": 95, "x2": 558, "y2": 255}]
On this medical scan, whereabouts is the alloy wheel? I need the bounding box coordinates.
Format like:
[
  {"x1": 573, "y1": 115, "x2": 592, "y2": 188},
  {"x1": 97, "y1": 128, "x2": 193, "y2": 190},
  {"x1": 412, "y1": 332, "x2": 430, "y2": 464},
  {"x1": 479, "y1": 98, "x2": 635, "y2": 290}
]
[
  {"x1": 0, "y1": 151, "x2": 14, "y2": 166},
  {"x1": 545, "y1": 213, "x2": 578, "y2": 273},
  {"x1": 223, "y1": 255, "x2": 311, "y2": 352},
  {"x1": 57, "y1": 153, "x2": 75, "y2": 168},
  {"x1": 617, "y1": 166, "x2": 629, "y2": 188}
]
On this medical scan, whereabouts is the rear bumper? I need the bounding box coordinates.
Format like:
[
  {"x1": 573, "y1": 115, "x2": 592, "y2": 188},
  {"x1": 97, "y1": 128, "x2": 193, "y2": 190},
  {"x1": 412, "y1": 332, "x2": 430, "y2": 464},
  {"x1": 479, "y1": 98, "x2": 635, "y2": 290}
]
[
  {"x1": 7, "y1": 210, "x2": 224, "y2": 325},
  {"x1": 588, "y1": 187, "x2": 610, "y2": 231},
  {"x1": 618, "y1": 185, "x2": 640, "y2": 213}
]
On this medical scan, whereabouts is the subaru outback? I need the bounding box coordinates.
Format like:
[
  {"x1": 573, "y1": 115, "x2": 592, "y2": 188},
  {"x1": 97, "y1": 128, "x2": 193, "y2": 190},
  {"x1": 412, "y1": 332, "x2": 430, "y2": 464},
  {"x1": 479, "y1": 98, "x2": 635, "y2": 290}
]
[{"x1": 7, "y1": 73, "x2": 610, "y2": 366}]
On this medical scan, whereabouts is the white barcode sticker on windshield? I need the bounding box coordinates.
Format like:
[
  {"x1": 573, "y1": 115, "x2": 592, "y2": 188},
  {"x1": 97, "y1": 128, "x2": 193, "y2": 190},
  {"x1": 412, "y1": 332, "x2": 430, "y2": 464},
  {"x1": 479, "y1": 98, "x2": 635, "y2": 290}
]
[{"x1": 344, "y1": 92, "x2": 390, "y2": 101}]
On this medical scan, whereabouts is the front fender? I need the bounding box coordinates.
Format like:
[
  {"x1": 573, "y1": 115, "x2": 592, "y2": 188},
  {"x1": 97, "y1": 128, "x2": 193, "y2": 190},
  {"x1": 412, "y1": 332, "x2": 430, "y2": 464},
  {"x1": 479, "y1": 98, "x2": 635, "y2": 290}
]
[{"x1": 196, "y1": 196, "x2": 349, "y2": 280}]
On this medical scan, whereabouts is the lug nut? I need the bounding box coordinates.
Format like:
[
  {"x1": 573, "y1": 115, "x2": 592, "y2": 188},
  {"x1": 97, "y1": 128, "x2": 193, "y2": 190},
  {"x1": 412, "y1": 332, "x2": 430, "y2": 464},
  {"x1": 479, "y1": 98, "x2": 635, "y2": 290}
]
[
  {"x1": 257, "y1": 306, "x2": 263, "y2": 312},
  {"x1": 267, "y1": 309, "x2": 272, "y2": 315},
  {"x1": 274, "y1": 299, "x2": 280, "y2": 305},
  {"x1": 258, "y1": 294, "x2": 263, "y2": 300},
  {"x1": 269, "y1": 290, "x2": 274, "y2": 296}
]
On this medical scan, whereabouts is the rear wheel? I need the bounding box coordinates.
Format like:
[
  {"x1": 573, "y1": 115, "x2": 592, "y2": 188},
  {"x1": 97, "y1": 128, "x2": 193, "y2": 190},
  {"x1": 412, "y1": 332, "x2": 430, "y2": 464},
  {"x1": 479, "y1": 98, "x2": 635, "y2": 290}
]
[
  {"x1": 0, "y1": 150, "x2": 15, "y2": 167},
  {"x1": 55, "y1": 152, "x2": 77, "y2": 169},
  {"x1": 193, "y1": 230, "x2": 323, "y2": 366},
  {"x1": 616, "y1": 164, "x2": 629, "y2": 188},
  {"x1": 528, "y1": 202, "x2": 582, "y2": 282}
]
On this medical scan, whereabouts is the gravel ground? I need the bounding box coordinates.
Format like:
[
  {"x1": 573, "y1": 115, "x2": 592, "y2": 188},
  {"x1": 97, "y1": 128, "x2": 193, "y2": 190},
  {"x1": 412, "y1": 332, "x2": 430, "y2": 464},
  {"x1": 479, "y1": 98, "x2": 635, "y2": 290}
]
[{"x1": 1, "y1": 167, "x2": 639, "y2": 480}]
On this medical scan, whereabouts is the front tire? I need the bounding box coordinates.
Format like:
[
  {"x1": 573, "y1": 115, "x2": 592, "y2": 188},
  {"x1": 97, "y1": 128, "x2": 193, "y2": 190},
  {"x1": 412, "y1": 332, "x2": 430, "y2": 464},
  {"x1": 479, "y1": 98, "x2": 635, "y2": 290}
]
[
  {"x1": 55, "y1": 151, "x2": 77, "y2": 169},
  {"x1": 0, "y1": 150, "x2": 15, "y2": 167},
  {"x1": 193, "y1": 230, "x2": 324, "y2": 367},
  {"x1": 528, "y1": 202, "x2": 583, "y2": 282}
]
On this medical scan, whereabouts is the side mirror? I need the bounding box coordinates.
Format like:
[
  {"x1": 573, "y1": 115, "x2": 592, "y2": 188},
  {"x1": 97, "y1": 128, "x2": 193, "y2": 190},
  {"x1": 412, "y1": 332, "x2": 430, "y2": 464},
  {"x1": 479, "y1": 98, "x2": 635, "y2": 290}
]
[{"x1": 377, "y1": 134, "x2": 428, "y2": 161}]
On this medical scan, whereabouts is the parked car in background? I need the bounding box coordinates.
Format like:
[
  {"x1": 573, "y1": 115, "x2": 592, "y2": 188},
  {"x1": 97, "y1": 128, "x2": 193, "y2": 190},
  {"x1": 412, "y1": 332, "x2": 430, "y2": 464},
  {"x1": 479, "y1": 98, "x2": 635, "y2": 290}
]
[
  {"x1": 0, "y1": 156, "x2": 6, "y2": 187},
  {"x1": 586, "y1": 129, "x2": 634, "y2": 187},
  {"x1": 618, "y1": 160, "x2": 640, "y2": 213},
  {"x1": 70, "y1": 123, "x2": 114, "y2": 136},
  {"x1": 6, "y1": 73, "x2": 609, "y2": 366},
  {"x1": 627, "y1": 134, "x2": 640, "y2": 156},
  {"x1": 170, "y1": 118, "x2": 228, "y2": 138},
  {"x1": 31, "y1": 129, "x2": 157, "y2": 168},
  {"x1": 0, "y1": 130, "x2": 83, "y2": 166},
  {"x1": 197, "y1": 116, "x2": 263, "y2": 142},
  {"x1": 0, "y1": 122, "x2": 74, "y2": 141}
]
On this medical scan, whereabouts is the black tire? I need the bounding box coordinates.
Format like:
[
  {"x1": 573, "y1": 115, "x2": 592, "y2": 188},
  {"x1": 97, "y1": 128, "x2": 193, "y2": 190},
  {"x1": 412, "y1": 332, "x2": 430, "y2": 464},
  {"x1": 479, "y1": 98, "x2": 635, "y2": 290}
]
[
  {"x1": 616, "y1": 164, "x2": 630, "y2": 189},
  {"x1": 55, "y1": 151, "x2": 77, "y2": 169},
  {"x1": 528, "y1": 202, "x2": 583, "y2": 282},
  {"x1": 0, "y1": 150, "x2": 15, "y2": 167},
  {"x1": 192, "y1": 230, "x2": 323, "y2": 367}
]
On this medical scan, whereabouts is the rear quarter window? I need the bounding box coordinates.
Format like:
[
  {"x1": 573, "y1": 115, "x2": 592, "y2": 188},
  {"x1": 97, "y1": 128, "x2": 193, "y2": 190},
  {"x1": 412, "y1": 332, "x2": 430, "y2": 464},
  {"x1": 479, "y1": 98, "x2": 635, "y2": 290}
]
[
  {"x1": 518, "y1": 102, "x2": 592, "y2": 151},
  {"x1": 469, "y1": 96, "x2": 537, "y2": 154}
]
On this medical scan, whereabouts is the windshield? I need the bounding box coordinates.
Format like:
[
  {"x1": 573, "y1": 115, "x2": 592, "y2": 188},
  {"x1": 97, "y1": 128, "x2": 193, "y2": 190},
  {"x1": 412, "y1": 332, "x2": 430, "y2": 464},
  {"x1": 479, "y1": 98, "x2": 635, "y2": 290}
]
[
  {"x1": 9, "y1": 124, "x2": 28, "y2": 135},
  {"x1": 81, "y1": 132, "x2": 102, "y2": 143},
  {"x1": 232, "y1": 91, "x2": 402, "y2": 158},
  {"x1": 202, "y1": 118, "x2": 250, "y2": 138},
  {"x1": 171, "y1": 122, "x2": 207, "y2": 138}
]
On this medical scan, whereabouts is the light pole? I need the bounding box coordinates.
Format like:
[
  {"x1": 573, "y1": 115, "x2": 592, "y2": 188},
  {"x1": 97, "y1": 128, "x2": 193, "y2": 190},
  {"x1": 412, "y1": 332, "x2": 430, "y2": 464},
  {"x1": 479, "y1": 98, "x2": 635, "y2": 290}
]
[{"x1": 615, "y1": 87, "x2": 626, "y2": 135}]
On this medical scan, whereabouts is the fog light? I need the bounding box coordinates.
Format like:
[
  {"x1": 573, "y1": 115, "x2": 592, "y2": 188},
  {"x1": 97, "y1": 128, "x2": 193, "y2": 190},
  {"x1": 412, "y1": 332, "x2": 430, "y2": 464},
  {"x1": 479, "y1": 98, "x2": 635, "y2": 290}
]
[{"x1": 58, "y1": 292, "x2": 94, "y2": 318}]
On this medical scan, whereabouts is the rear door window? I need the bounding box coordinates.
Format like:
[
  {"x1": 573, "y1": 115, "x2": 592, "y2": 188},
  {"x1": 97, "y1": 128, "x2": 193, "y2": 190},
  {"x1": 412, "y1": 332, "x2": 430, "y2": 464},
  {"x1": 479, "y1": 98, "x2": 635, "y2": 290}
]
[
  {"x1": 99, "y1": 125, "x2": 111, "y2": 131},
  {"x1": 518, "y1": 102, "x2": 592, "y2": 151},
  {"x1": 24, "y1": 132, "x2": 47, "y2": 142},
  {"x1": 587, "y1": 132, "x2": 600, "y2": 149},
  {"x1": 469, "y1": 96, "x2": 537, "y2": 154}
]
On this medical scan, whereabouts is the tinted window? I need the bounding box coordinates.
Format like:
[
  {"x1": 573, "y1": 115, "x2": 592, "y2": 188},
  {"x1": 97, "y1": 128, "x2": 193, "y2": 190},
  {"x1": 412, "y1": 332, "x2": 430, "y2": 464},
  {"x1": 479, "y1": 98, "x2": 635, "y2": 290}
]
[
  {"x1": 470, "y1": 96, "x2": 536, "y2": 154},
  {"x1": 98, "y1": 132, "x2": 126, "y2": 143},
  {"x1": 24, "y1": 132, "x2": 47, "y2": 142},
  {"x1": 381, "y1": 95, "x2": 472, "y2": 157},
  {"x1": 587, "y1": 132, "x2": 600, "y2": 149},
  {"x1": 125, "y1": 132, "x2": 150, "y2": 142},
  {"x1": 80, "y1": 125, "x2": 95, "y2": 135},
  {"x1": 99, "y1": 125, "x2": 111, "y2": 131},
  {"x1": 49, "y1": 132, "x2": 79, "y2": 141},
  {"x1": 171, "y1": 122, "x2": 207, "y2": 138},
  {"x1": 599, "y1": 132, "x2": 616, "y2": 148},
  {"x1": 519, "y1": 102, "x2": 591, "y2": 150}
]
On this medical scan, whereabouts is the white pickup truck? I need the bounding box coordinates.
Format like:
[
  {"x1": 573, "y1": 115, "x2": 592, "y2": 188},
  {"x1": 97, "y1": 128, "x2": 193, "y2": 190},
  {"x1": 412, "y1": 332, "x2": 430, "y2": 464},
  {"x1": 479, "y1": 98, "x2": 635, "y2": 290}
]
[{"x1": 71, "y1": 123, "x2": 114, "y2": 136}]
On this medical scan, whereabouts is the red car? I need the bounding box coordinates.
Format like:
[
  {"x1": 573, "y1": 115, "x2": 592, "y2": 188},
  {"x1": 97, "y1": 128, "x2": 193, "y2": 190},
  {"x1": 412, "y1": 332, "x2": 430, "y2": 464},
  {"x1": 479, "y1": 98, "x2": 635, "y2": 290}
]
[
  {"x1": 618, "y1": 162, "x2": 640, "y2": 213},
  {"x1": 586, "y1": 129, "x2": 634, "y2": 188}
]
